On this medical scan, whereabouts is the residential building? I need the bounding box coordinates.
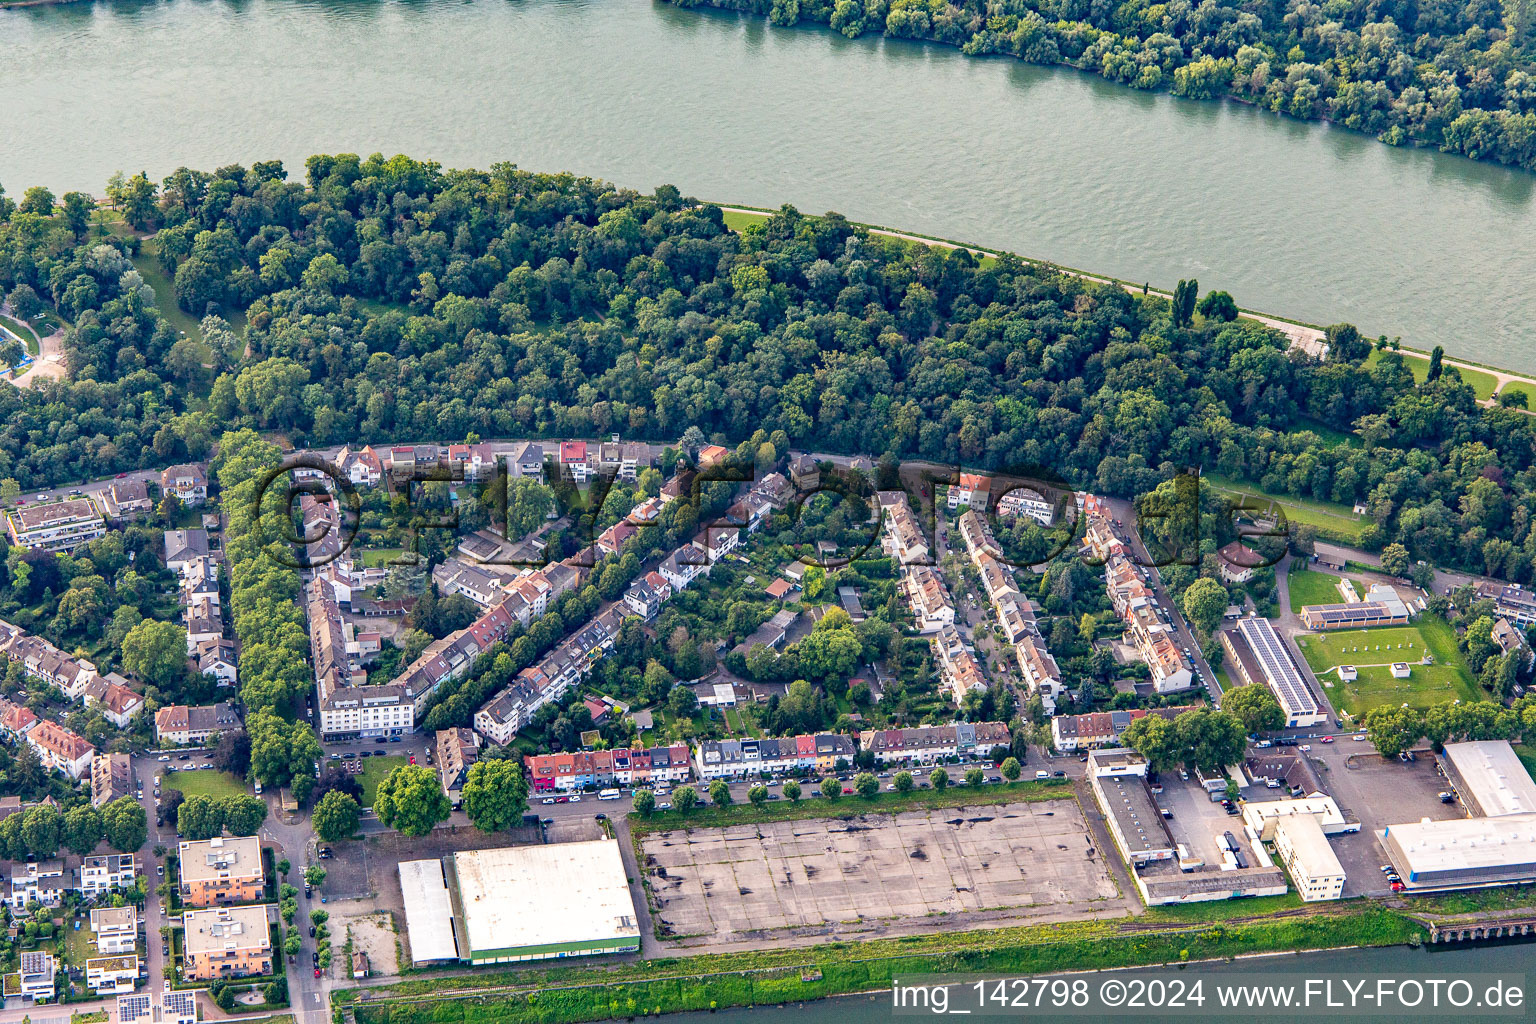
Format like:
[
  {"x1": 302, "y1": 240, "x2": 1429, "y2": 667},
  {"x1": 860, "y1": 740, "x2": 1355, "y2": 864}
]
[
  {"x1": 900, "y1": 565, "x2": 954, "y2": 633},
  {"x1": 163, "y1": 529, "x2": 211, "y2": 574},
  {"x1": 8, "y1": 859, "x2": 66, "y2": 909},
  {"x1": 178, "y1": 837, "x2": 265, "y2": 907},
  {"x1": 858, "y1": 721, "x2": 1011, "y2": 766},
  {"x1": 1015, "y1": 630, "x2": 1063, "y2": 713},
  {"x1": 1491, "y1": 617, "x2": 1533, "y2": 669},
  {"x1": 0, "y1": 621, "x2": 99, "y2": 697},
  {"x1": 932, "y1": 624, "x2": 986, "y2": 703},
  {"x1": 435, "y1": 727, "x2": 479, "y2": 807},
  {"x1": 1215, "y1": 541, "x2": 1265, "y2": 584},
  {"x1": 91, "y1": 752, "x2": 135, "y2": 808},
  {"x1": 181, "y1": 906, "x2": 272, "y2": 981},
  {"x1": 693, "y1": 734, "x2": 854, "y2": 780},
  {"x1": 97, "y1": 478, "x2": 153, "y2": 520},
  {"x1": 945, "y1": 472, "x2": 990, "y2": 509},
  {"x1": 160, "y1": 464, "x2": 208, "y2": 506},
  {"x1": 335, "y1": 446, "x2": 384, "y2": 487},
  {"x1": 880, "y1": 495, "x2": 930, "y2": 565},
  {"x1": 622, "y1": 573, "x2": 671, "y2": 620},
  {"x1": 154, "y1": 702, "x2": 243, "y2": 747},
  {"x1": 1475, "y1": 582, "x2": 1536, "y2": 629},
  {"x1": 788, "y1": 454, "x2": 819, "y2": 491},
  {"x1": 1050, "y1": 706, "x2": 1199, "y2": 752},
  {"x1": 996, "y1": 485, "x2": 1054, "y2": 525},
  {"x1": 90, "y1": 907, "x2": 139, "y2": 956},
  {"x1": 526, "y1": 743, "x2": 693, "y2": 791},
  {"x1": 193, "y1": 639, "x2": 239, "y2": 687},
  {"x1": 696, "y1": 444, "x2": 729, "y2": 468},
  {"x1": 79, "y1": 854, "x2": 137, "y2": 899},
  {"x1": 1221, "y1": 619, "x2": 1326, "y2": 728},
  {"x1": 15, "y1": 951, "x2": 56, "y2": 1001},
  {"x1": 26, "y1": 720, "x2": 95, "y2": 778},
  {"x1": 82, "y1": 676, "x2": 145, "y2": 728},
  {"x1": 85, "y1": 955, "x2": 139, "y2": 994},
  {"x1": 6, "y1": 498, "x2": 106, "y2": 552}
]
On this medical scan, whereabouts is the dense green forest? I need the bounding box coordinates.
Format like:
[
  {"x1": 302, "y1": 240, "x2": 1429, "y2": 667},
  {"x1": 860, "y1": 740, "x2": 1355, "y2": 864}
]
[
  {"x1": 666, "y1": 0, "x2": 1536, "y2": 172},
  {"x1": 0, "y1": 155, "x2": 1535, "y2": 588}
]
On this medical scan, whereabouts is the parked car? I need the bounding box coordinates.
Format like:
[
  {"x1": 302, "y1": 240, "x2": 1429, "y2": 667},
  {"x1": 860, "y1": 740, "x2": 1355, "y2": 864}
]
[
  {"x1": 568, "y1": 794, "x2": 582, "y2": 803},
  {"x1": 157, "y1": 755, "x2": 171, "y2": 762},
  {"x1": 1052, "y1": 770, "x2": 1066, "y2": 777},
  {"x1": 310, "y1": 926, "x2": 317, "y2": 938},
  {"x1": 541, "y1": 797, "x2": 555, "y2": 805},
  {"x1": 176, "y1": 753, "x2": 191, "y2": 761},
  {"x1": 315, "y1": 968, "x2": 323, "y2": 978},
  {"x1": 1320, "y1": 735, "x2": 1334, "y2": 743}
]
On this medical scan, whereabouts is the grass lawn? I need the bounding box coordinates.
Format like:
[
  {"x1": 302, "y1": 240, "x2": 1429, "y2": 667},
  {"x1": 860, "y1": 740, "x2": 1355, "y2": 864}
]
[
  {"x1": 1294, "y1": 417, "x2": 1361, "y2": 448},
  {"x1": 1497, "y1": 380, "x2": 1536, "y2": 408},
  {"x1": 165, "y1": 769, "x2": 250, "y2": 801},
  {"x1": 0, "y1": 315, "x2": 40, "y2": 356},
  {"x1": 1365, "y1": 348, "x2": 1498, "y2": 400},
  {"x1": 1294, "y1": 620, "x2": 1480, "y2": 718},
  {"x1": 356, "y1": 547, "x2": 408, "y2": 568},
  {"x1": 357, "y1": 755, "x2": 408, "y2": 808},
  {"x1": 1205, "y1": 474, "x2": 1366, "y2": 543},
  {"x1": 60, "y1": 913, "x2": 94, "y2": 968},
  {"x1": 1286, "y1": 567, "x2": 1360, "y2": 613},
  {"x1": 721, "y1": 209, "x2": 770, "y2": 232}
]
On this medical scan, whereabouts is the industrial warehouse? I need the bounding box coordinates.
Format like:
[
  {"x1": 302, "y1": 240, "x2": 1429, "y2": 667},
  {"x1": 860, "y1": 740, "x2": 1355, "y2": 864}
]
[
  {"x1": 1379, "y1": 740, "x2": 1536, "y2": 892},
  {"x1": 398, "y1": 839, "x2": 641, "y2": 964}
]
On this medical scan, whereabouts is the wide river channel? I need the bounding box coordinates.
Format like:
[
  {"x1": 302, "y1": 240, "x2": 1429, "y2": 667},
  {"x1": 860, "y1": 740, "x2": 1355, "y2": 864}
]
[{"x1": 3, "y1": 0, "x2": 1535, "y2": 369}]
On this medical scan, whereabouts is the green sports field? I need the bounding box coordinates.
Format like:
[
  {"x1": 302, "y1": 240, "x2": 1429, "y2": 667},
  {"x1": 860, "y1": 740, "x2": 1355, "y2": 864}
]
[
  {"x1": 1286, "y1": 568, "x2": 1365, "y2": 613},
  {"x1": 1293, "y1": 622, "x2": 1481, "y2": 719}
]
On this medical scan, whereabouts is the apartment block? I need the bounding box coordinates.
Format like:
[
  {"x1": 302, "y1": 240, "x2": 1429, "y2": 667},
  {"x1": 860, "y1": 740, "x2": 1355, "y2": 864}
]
[
  {"x1": 181, "y1": 906, "x2": 272, "y2": 982},
  {"x1": 91, "y1": 906, "x2": 139, "y2": 955},
  {"x1": 178, "y1": 837, "x2": 265, "y2": 907},
  {"x1": 6, "y1": 498, "x2": 105, "y2": 552}
]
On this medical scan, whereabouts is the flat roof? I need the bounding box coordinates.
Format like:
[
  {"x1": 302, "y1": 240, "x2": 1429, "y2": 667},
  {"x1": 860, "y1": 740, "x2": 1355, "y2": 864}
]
[
  {"x1": 178, "y1": 836, "x2": 262, "y2": 883},
  {"x1": 450, "y1": 840, "x2": 638, "y2": 958},
  {"x1": 1442, "y1": 741, "x2": 1536, "y2": 817},
  {"x1": 399, "y1": 859, "x2": 460, "y2": 963},
  {"x1": 1242, "y1": 796, "x2": 1348, "y2": 831},
  {"x1": 182, "y1": 906, "x2": 270, "y2": 956},
  {"x1": 1382, "y1": 813, "x2": 1536, "y2": 882},
  {"x1": 1274, "y1": 814, "x2": 1345, "y2": 879},
  {"x1": 1097, "y1": 773, "x2": 1174, "y2": 858}
]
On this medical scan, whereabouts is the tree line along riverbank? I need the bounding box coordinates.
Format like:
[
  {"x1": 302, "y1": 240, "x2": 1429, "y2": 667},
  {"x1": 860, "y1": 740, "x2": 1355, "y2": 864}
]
[
  {"x1": 336, "y1": 905, "x2": 1426, "y2": 1024},
  {"x1": 665, "y1": 0, "x2": 1536, "y2": 174}
]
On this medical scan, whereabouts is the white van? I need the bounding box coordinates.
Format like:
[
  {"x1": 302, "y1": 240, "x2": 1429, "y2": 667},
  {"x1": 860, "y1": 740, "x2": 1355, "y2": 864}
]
[
  {"x1": 598, "y1": 789, "x2": 621, "y2": 801},
  {"x1": 1035, "y1": 770, "x2": 1050, "y2": 780}
]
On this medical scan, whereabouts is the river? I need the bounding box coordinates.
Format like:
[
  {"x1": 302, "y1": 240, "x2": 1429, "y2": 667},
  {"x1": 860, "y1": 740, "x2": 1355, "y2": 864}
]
[
  {"x1": 659, "y1": 942, "x2": 1536, "y2": 1023},
  {"x1": 2, "y1": 0, "x2": 1534, "y2": 370}
]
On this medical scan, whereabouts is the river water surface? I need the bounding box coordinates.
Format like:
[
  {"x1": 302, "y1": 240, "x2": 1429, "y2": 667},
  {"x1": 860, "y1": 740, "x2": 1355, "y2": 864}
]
[{"x1": 2, "y1": 0, "x2": 1534, "y2": 368}]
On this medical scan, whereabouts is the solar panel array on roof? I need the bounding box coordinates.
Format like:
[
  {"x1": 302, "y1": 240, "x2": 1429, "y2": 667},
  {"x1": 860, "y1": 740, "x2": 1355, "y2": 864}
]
[
  {"x1": 1237, "y1": 617, "x2": 1318, "y2": 719},
  {"x1": 117, "y1": 994, "x2": 153, "y2": 1024}
]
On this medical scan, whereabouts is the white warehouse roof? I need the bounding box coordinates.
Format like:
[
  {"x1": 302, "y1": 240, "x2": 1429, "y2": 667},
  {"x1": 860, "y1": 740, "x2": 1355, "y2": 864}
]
[{"x1": 398, "y1": 859, "x2": 459, "y2": 964}]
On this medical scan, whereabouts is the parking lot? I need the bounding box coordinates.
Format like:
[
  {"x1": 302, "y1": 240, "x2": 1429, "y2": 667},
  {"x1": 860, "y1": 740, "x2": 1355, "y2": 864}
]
[
  {"x1": 1156, "y1": 775, "x2": 1245, "y2": 867},
  {"x1": 640, "y1": 798, "x2": 1128, "y2": 947},
  {"x1": 1314, "y1": 748, "x2": 1466, "y2": 897}
]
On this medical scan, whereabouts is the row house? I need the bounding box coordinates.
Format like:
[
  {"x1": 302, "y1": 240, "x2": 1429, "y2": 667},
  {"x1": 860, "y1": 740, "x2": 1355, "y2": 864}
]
[
  {"x1": 976, "y1": 553, "x2": 1019, "y2": 605},
  {"x1": 1016, "y1": 630, "x2": 1064, "y2": 714},
  {"x1": 180, "y1": 555, "x2": 220, "y2": 610},
  {"x1": 386, "y1": 444, "x2": 443, "y2": 480},
  {"x1": 957, "y1": 510, "x2": 1002, "y2": 564},
  {"x1": 1050, "y1": 705, "x2": 1199, "y2": 752},
  {"x1": 857, "y1": 721, "x2": 1012, "y2": 766},
  {"x1": 994, "y1": 593, "x2": 1034, "y2": 646},
  {"x1": 560, "y1": 441, "x2": 593, "y2": 482},
  {"x1": 932, "y1": 624, "x2": 986, "y2": 703},
  {"x1": 159, "y1": 464, "x2": 208, "y2": 506},
  {"x1": 880, "y1": 493, "x2": 930, "y2": 565},
  {"x1": 693, "y1": 733, "x2": 855, "y2": 780},
  {"x1": 8, "y1": 859, "x2": 66, "y2": 909},
  {"x1": 184, "y1": 595, "x2": 223, "y2": 653},
  {"x1": 163, "y1": 529, "x2": 210, "y2": 575},
  {"x1": 91, "y1": 752, "x2": 134, "y2": 808},
  {"x1": 0, "y1": 620, "x2": 99, "y2": 698},
  {"x1": 996, "y1": 486, "x2": 1054, "y2": 526},
  {"x1": 27, "y1": 720, "x2": 95, "y2": 778},
  {"x1": 658, "y1": 547, "x2": 708, "y2": 593},
  {"x1": 16, "y1": 950, "x2": 56, "y2": 1002},
  {"x1": 1084, "y1": 516, "x2": 1127, "y2": 562},
  {"x1": 434, "y1": 728, "x2": 479, "y2": 807},
  {"x1": 524, "y1": 742, "x2": 693, "y2": 792},
  {"x1": 85, "y1": 955, "x2": 139, "y2": 995},
  {"x1": 78, "y1": 854, "x2": 137, "y2": 899},
  {"x1": 900, "y1": 565, "x2": 955, "y2": 633}
]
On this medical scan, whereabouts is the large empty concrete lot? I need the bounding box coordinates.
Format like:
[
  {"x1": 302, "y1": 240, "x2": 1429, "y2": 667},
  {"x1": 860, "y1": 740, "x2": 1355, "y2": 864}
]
[{"x1": 642, "y1": 799, "x2": 1126, "y2": 947}]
